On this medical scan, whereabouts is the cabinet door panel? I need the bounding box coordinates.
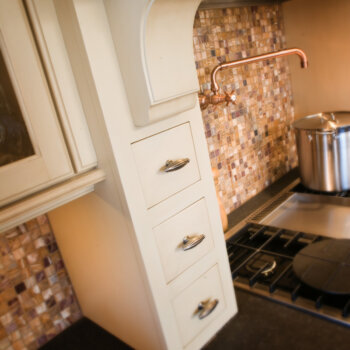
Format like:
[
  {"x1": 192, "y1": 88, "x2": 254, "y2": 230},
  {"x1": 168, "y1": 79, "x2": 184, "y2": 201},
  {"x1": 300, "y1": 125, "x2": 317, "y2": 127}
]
[
  {"x1": 0, "y1": 0, "x2": 73, "y2": 206},
  {"x1": 172, "y1": 264, "x2": 226, "y2": 346},
  {"x1": 132, "y1": 123, "x2": 200, "y2": 208},
  {"x1": 153, "y1": 198, "x2": 214, "y2": 283}
]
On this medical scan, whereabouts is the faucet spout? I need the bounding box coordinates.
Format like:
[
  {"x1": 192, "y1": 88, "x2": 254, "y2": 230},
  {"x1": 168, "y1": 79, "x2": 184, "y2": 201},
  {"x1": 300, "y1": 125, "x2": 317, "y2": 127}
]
[
  {"x1": 211, "y1": 48, "x2": 308, "y2": 94},
  {"x1": 198, "y1": 48, "x2": 308, "y2": 110}
]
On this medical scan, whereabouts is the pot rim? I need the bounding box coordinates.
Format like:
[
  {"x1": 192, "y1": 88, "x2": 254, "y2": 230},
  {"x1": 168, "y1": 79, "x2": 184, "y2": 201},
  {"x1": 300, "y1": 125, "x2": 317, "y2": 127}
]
[{"x1": 293, "y1": 111, "x2": 350, "y2": 133}]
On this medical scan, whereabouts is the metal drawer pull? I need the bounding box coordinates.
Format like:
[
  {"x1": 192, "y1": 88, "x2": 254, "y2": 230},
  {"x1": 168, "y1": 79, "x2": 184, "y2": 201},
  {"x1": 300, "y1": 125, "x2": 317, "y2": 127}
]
[
  {"x1": 181, "y1": 234, "x2": 205, "y2": 251},
  {"x1": 160, "y1": 158, "x2": 190, "y2": 172},
  {"x1": 196, "y1": 299, "x2": 219, "y2": 320}
]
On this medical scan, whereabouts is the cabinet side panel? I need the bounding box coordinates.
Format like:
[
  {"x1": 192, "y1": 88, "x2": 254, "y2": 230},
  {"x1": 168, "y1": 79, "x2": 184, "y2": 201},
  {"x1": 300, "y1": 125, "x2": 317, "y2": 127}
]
[{"x1": 48, "y1": 192, "x2": 161, "y2": 350}]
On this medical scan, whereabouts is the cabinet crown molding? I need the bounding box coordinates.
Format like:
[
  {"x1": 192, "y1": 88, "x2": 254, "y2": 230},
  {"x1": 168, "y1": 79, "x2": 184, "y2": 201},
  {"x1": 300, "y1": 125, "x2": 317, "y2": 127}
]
[{"x1": 199, "y1": 0, "x2": 288, "y2": 9}]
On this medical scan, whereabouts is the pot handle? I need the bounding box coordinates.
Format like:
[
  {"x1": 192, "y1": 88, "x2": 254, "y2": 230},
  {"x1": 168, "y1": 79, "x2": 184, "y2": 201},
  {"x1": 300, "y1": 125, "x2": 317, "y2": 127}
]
[
  {"x1": 321, "y1": 113, "x2": 337, "y2": 123},
  {"x1": 324, "y1": 113, "x2": 338, "y2": 130}
]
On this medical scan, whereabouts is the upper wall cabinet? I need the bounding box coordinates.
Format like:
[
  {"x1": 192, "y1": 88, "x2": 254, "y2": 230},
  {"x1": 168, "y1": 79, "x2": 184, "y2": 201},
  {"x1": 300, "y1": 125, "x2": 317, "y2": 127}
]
[
  {"x1": 27, "y1": 0, "x2": 97, "y2": 174},
  {"x1": 104, "y1": 0, "x2": 202, "y2": 126},
  {"x1": 0, "y1": 0, "x2": 74, "y2": 206},
  {"x1": 0, "y1": 0, "x2": 102, "y2": 225}
]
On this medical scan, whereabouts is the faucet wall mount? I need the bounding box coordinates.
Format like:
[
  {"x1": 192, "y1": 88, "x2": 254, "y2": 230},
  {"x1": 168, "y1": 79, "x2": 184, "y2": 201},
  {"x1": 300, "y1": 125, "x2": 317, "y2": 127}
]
[{"x1": 198, "y1": 48, "x2": 308, "y2": 110}]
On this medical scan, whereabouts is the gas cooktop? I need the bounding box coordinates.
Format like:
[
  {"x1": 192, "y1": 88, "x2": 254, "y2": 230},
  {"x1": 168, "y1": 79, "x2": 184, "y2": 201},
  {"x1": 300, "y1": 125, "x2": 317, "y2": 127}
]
[
  {"x1": 227, "y1": 223, "x2": 350, "y2": 326},
  {"x1": 226, "y1": 180, "x2": 350, "y2": 327}
]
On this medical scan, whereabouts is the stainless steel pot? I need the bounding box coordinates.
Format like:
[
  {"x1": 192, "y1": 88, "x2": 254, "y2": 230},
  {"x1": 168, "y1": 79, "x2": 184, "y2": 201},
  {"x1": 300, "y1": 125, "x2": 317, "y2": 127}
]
[{"x1": 293, "y1": 111, "x2": 350, "y2": 192}]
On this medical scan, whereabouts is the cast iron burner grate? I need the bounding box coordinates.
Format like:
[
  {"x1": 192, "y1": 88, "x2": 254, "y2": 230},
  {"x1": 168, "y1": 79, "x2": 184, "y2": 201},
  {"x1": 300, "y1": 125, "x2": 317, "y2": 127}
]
[
  {"x1": 226, "y1": 223, "x2": 350, "y2": 324},
  {"x1": 291, "y1": 183, "x2": 350, "y2": 198}
]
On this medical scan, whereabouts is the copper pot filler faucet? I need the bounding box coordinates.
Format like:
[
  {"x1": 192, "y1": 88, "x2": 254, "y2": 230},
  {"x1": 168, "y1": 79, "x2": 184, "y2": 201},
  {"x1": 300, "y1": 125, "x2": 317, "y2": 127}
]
[{"x1": 198, "y1": 48, "x2": 308, "y2": 110}]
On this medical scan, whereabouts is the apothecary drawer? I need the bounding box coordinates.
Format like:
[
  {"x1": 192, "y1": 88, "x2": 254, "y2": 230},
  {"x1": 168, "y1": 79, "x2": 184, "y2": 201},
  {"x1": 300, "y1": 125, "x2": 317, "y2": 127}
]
[
  {"x1": 172, "y1": 264, "x2": 225, "y2": 347},
  {"x1": 153, "y1": 198, "x2": 214, "y2": 283},
  {"x1": 131, "y1": 123, "x2": 200, "y2": 208}
]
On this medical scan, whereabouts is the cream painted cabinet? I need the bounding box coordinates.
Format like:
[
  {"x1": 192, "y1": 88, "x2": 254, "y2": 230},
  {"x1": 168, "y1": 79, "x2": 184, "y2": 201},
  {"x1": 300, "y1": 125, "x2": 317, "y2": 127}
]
[
  {"x1": 0, "y1": 0, "x2": 101, "y2": 218},
  {"x1": 0, "y1": 0, "x2": 74, "y2": 206},
  {"x1": 129, "y1": 121, "x2": 235, "y2": 350},
  {"x1": 43, "y1": 1, "x2": 237, "y2": 350},
  {"x1": 131, "y1": 123, "x2": 201, "y2": 208}
]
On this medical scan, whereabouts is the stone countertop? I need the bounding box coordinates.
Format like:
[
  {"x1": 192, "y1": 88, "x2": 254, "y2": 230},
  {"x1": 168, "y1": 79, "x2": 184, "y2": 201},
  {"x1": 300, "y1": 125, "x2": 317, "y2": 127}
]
[{"x1": 204, "y1": 289, "x2": 350, "y2": 350}]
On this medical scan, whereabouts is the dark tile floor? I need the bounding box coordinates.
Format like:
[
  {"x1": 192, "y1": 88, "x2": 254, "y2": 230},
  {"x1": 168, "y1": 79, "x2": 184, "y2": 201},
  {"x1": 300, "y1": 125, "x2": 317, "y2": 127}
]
[
  {"x1": 41, "y1": 290, "x2": 350, "y2": 350},
  {"x1": 204, "y1": 290, "x2": 350, "y2": 350}
]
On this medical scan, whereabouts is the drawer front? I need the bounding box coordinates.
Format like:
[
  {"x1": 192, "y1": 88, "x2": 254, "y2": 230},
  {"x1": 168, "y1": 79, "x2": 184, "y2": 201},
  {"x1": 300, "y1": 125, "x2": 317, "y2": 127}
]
[
  {"x1": 131, "y1": 123, "x2": 200, "y2": 208},
  {"x1": 172, "y1": 264, "x2": 225, "y2": 346},
  {"x1": 153, "y1": 199, "x2": 214, "y2": 283}
]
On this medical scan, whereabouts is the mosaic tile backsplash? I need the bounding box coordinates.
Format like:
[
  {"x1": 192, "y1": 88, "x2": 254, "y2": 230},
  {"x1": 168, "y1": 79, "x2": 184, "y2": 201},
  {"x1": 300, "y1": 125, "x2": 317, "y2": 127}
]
[
  {"x1": 0, "y1": 215, "x2": 82, "y2": 350},
  {"x1": 193, "y1": 5, "x2": 297, "y2": 213}
]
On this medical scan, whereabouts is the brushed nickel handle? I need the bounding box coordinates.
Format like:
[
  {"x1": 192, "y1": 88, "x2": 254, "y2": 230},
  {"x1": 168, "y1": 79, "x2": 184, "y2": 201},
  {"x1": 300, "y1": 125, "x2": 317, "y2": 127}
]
[
  {"x1": 181, "y1": 234, "x2": 205, "y2": 251},
  {"x1": 196, "y1": 299, "x2": 219, "y2": 320},
  {"x1": 160, "y1": 158, "x2": 190, "y2": 172}
]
